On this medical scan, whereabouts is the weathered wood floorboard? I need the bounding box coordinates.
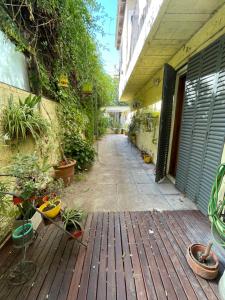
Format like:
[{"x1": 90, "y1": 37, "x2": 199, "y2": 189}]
[{"x1": 0, "y1": 210, "x2": 222, "y2": 300}]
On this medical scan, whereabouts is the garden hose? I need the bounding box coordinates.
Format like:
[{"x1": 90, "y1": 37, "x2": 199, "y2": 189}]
[{"x1": 208, "y1": 163, "x2": 225, "y2": 246}]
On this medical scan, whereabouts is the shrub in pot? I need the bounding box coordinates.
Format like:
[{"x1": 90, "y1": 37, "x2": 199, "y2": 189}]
[
  {"x1": 62, "y1": 208, "x2": 84, "y2": 238},
  {"x1": 64, "y1": 133, "x2": 95, "y2": 171},
  {"x1": 53, "y1": 159, "x2": 76, "y2": 186}
]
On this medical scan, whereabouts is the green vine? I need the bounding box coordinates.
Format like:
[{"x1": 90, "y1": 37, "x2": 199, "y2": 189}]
[{"x1": 0, "y1": 0, "x2": 117, "y2": 163}]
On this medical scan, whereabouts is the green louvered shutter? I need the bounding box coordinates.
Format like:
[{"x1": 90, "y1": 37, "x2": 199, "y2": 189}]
[
  {"x1": 155, "y1": 64, "x2": 176, "y2": 182},
  {"x1": 176, "y1": 36, "x2": 225, "y2": 214}
]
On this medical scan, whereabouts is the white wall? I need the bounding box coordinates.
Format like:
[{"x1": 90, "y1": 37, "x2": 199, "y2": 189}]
[{"x1": 0, "y1": 31, "x2": 30, "y2": 91}]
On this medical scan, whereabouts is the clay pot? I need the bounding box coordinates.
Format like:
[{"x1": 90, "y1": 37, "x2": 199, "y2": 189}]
[
  {"x1": 54, "y1": 160, "x2": 76, "y2": 186},
  {"x1": 186, "y1": 244, "x2": 219, "y2": 280}
]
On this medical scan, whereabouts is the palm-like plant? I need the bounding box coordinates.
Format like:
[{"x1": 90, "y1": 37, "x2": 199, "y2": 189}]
[
  {"x1": 1, "y1": 95, "x2": 48, "y2": 141},
  {"x1": 62, "y1": 208, "x2": 83, "y2": 231}
]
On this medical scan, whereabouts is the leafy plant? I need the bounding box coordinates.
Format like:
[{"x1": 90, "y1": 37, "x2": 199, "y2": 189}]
[
  {"x1": 64, "y1": 133, "x2": 96, "y2": 170},
  {"x1": 1, "y1": 95, "x2": 48, "y2": 142},
  {"x1": 8, "y1": 153, "x2": 54, "y2": 199},
  {"x1": 62, "y1": 208, "x2": 84, "y2": 231},
  {"x1": 97, "y1": 113, "x2": 109, "y2": 137}
]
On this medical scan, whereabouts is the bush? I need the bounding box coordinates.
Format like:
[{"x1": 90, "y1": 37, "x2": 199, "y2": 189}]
[
  {"x1": 97, "y1": 114, "x2": 109, "y2": 137},
  {"x1": 64, "y1": 133, "x2": 95, "y2": 170}
]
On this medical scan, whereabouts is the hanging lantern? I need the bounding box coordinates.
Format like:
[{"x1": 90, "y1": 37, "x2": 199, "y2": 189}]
[
  {"x1": 82, "y1": 82, "x2": 93, "y2": 95},
  {"x1": 58, "y1": 74, "x2": 69, "y2": 87}
]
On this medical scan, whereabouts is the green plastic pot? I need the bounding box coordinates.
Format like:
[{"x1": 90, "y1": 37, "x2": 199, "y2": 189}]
[{"x1": 12, "y1": 223, "x2": 33, "y2": 247}]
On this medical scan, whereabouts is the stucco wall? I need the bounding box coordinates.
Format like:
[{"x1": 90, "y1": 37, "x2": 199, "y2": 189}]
[
  {"x1": 137, "y1": 3, "x2": 225, "y2": 106},
  {"x1": 133, "y1": 4, "x2": 225, "y2": 165},
  {"x1": 0, "y1": 82, "x2": 60, "y2": 169},
  {"x1": 135, "y1": 103, "x2": 160, "y2": 164},
  {"x1": 0, "y1": 82, "x2": 61, "y2": 244}
]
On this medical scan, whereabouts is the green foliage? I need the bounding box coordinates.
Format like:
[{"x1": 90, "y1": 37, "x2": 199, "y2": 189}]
[
  {"x1": 62, "y1": 208, "x2": 84, "y2": 231},
  {"x1": 8, "y1": 153, "x2": 54, "y2": 199},
  {"x1": 97, "y1": 113, "x2": 109, "y2": 137},
  {"x1": 1, "y1": 95, "x2": 48, "y2": 142},
  {"x1": 0, "y1": 1, "x2": 118, "y2": 171},
  {"x1": 64, "y1": 133, "x2": 96, "y2": 170}
]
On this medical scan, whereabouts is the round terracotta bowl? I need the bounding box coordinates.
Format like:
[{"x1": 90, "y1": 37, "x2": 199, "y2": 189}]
[{"x1": 186, "y1": 244, "x2": 219, "y2": 280}]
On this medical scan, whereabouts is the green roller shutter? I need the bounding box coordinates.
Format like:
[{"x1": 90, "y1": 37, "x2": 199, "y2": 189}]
[{"x1": 176, "y1": 35, "x2": 225, "y2": 214}]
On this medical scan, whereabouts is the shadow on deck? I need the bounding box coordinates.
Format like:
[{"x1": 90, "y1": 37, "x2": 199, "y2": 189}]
[{"x1": 0, "y1": 210, "x2": 224, "y2": 300}]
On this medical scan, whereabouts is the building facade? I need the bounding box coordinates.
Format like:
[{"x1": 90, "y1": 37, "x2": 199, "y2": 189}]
[{"x1": 116, "y1": 0, "x2": 225, "y2": 214}]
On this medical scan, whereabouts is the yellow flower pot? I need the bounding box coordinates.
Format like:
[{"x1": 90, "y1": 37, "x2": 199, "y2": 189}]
[
  {"x1": 38, "y1": 200, "x2": 61, "y2": 219},
  {"x1": 144, "y1": 155, "x2": 152, "y2": 164}
]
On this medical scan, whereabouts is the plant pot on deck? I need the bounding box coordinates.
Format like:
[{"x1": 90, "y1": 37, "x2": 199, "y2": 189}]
[
  {"x1": 12, "y1": 223, "x2": 33, "y2": 247},
  {"x1": 53, "y1": 160, "x2": 76, "y2": 186},
  {"x1": 66, "y1": 222, "x2": 83, "y2": 238},
  {"x1": 38, "y1": 199, "x2": 61, "y2": 219}
]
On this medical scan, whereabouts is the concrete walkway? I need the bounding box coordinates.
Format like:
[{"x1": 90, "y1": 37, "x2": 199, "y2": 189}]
[{"x1": 64, "y1": 134, "x2": 197, "y2": 212}]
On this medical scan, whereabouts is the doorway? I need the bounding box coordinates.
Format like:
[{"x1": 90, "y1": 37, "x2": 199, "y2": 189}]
[{"x1": 169, "y1": 74, "x2": 186, "y2": 178}]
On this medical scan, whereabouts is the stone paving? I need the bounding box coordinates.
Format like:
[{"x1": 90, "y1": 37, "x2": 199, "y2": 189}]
[{"x1": 64, "y1": 134, "x2": 197, "y2": 212}]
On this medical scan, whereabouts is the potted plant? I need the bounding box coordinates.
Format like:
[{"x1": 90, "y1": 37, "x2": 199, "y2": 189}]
[
  {"x1": 144, "y1": 153, "x2": 153, "y2": 164},
  {"x1": 58, "y1": 74, "x2": 69, "y2": 87},
  {"x1": 61, "y1": 208, "x2": 83, "y2": 238},
  {"x1": 12, "y1": 222, "x2": 34, "y2": 247},
  {"x1": 53, "y1": 142, "x2": 76, "y2": 186},
  {"x1": 38, "y1": 196, "x2": 61, "y2": 219},
  {"x1": 81, "y1": 82, "x2": 93, "y2": 95}
]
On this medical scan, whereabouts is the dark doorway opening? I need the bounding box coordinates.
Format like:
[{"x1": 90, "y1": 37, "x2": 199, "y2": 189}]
[{"x1": 169, "y1": 74, "x2": 186, "y2": 178}]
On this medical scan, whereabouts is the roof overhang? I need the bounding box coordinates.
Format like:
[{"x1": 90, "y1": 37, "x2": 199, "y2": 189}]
[
  {"x1": 115, "y1": 0, "x2": 126, "y2": 50},
  {"x1": 120, "y1": 0, "x2": 225, "y2": 102}
]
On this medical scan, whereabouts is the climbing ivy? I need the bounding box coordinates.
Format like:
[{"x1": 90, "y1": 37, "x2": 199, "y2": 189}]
[{"x1": 0, "y1": 0, "x2": 117, "y2": 154}]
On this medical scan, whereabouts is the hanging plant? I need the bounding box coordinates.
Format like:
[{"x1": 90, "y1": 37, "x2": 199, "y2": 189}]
[
  {"x1": 82, "y1": 82, "x2": 93, "y2": 95},
  {"x1": 58, "y1": 74, "x2": 69, "y2": 88},
  {"x1": 1, "y1": 95, "x2": 48, "y2": 142}
]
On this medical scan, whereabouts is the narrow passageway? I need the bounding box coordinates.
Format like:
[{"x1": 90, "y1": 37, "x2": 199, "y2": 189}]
[{"x1": 64, "y1": 134, "x2": 197, "y2": 211}]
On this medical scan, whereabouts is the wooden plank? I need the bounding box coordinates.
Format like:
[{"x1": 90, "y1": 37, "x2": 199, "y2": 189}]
[
  {"x1": 47, "y1": 238, "x2": 74, "y2": 299},
  {"x1": 24, "y1": 228, "x2": 68, "y2": 299},
  {"x1": 130, "y1": 212, "x2": 157, "y2": 300},
  {"x1": 124, "y1": 212, "x2": 147, "y2": 300},
  {"x1": 152, "y1": 211, "x2": 198, "y2": 300},
  {"x1": 166, "y1": 211, "x2": 218, "y2": 300},
  {"x1": 107, "y1": 212, "x2": 116, "y2": 300},
  {"x1": 114, "y1": 213, "x2": 126, "y2": 300},
  {"x1": 144, "y1": 211, "x2": 187, "y2": 299},
  {"x1": 67, "y1": 214, "x2": 93, "y2": 300},
  {"x1": 158, "y1": 211, "x2": 208, "y2": 300},
  {"x1": 0, "y1": 224, "x2": 55, "y2": 300},
  {"x1": 97, "y1": 213, "x2": 108, "y2": 300},
  {"x1": 77, "y1": 213, "x2": 98, "y2": 300},
  {"x1": 119, "y1": 212, "x2": 136, "y2": 300},
  {"x1": 134, "y1": 212, "x2": 167, "y2": 300},
  {"x1": 87, "y1": 213, "x2": 103, "y2": 300},
  {"x1": 140, "y1": 211, "x2": 178, "y2": 300},
  {"x1": 0, "y1": 224, "x2": 47, "y2": 293},
  {"x1": 172, "y1": 211, "x2": 220, "y2": 299},
  {"x1": 57, "y1": 217, "x2": 88, "y2": 300}
]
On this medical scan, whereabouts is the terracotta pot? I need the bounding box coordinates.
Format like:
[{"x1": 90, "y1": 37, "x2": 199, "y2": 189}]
[
  {"x1": 54, "y1": 160, "x2": 76, "y2": 186},
  {"x1": 186, "y1": 244, "x2": 219, "y2": 280}
]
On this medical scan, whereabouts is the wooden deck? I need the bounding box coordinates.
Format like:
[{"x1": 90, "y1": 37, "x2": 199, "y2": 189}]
[{"x1": 0, "y1": 210, "x2": 224, "y2": 300}]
